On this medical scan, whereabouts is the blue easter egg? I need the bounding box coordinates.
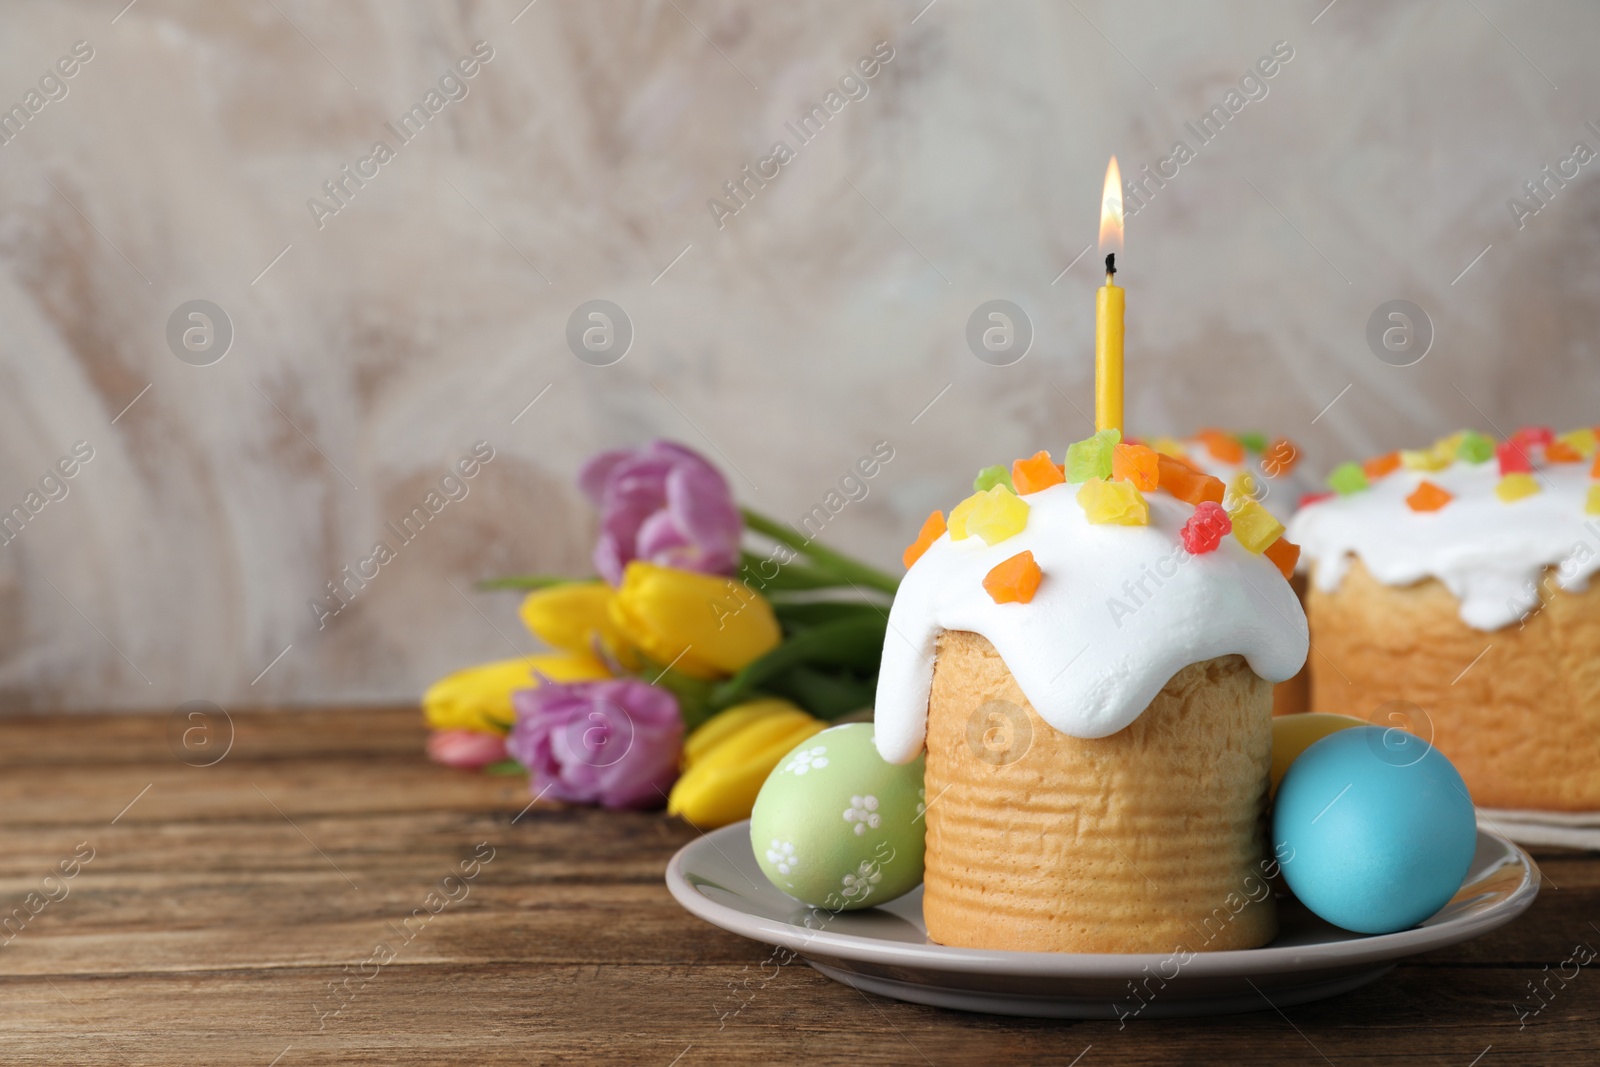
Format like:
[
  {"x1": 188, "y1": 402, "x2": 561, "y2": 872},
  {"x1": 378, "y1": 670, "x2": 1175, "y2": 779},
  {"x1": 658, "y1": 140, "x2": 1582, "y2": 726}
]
[{"x1": 1273, "y1": 726, "x2": 1477, "y2": 935}]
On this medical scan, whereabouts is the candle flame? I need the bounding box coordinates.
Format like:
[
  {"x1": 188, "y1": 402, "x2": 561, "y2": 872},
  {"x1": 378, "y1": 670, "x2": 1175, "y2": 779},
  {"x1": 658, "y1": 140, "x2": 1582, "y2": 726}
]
[{"x1": 1099, "y1": 155, "x2": 1124, "y2": 254}]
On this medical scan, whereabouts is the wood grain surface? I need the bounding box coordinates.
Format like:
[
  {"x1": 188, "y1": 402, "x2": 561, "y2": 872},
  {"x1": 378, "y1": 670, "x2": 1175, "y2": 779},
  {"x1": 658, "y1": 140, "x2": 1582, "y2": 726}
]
[{"x1": 0, "y1": 707, "x2": 1595, "y2": 1066}]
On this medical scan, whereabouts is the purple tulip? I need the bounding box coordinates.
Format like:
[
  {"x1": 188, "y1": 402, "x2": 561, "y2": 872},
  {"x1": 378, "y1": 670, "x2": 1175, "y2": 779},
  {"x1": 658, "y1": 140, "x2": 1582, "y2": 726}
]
[
  {"x1": 507, "y1": 678, "x2": 683, "y2": 809},
  {"x1": 578, "y1": 440, "x2": 741, "y2": 586}
]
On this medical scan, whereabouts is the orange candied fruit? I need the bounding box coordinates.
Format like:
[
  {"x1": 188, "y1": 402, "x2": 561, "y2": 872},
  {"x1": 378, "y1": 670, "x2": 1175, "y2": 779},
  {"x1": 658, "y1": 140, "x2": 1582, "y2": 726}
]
[
  {"x1": 1112, "y1": 443, "x2": 1160, "y2": 491},
  {"x1": 1011, "y1": 451, "x2": 1066, "y2": 495},
  {"x1": 1546, "y1": 441, "x2": 1584, "y2": 464},
  {"x1": 901, "y1": 510, "x2": 946, "y2": 569},
  {"x1": 1196, "y1": 428, "x2": 1245, "y2": 465},
  {"x1": 1261, "y1": 437, "x2": 1300, "y2": 477},
  {"x1": 983, "y1": 549, "x2": 1043, "y2": 605},
  {"x1": 1406, "y1": 481, "x2": 1454, "y2": 512},
  {"x1": 1263, "y1": 536, "x2": 1300, "y2": 580},
  {"x1": 1363, "y1": 452, "x2": 1402, "y2": 480},
  {"x1": 1156, "y1": 453, "x2": 1226, "y2": 507},
  {"x1": 1592, "y1": 452, "x2": 1600, "y2": 479}
]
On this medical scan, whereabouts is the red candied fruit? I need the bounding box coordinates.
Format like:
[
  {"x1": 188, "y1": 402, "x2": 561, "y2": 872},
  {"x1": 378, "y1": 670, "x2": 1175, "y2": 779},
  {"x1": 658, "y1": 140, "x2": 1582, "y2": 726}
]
[
  {"x1": 1512, "y1": 426, "x2": 1555, "y2": 449},
  {"x1": 1180, "y1": 501, "x2": 1233, "y2": 555},
  {"x1": 1299, "y1": 491, "x2": 1335, "y2": 509},
  {"x1": 1496, "y1": 440, "x2": 1533, "y2": 475}
]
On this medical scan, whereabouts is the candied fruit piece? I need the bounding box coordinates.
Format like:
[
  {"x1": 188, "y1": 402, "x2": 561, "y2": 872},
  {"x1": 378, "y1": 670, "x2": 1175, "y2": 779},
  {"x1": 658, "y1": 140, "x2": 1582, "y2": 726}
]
[
  {"x1": 902, "y1": 510, "x2": 946, "y2": 569},
  {"x1": 1457, "y1": 430, "x2": 1495, "y2": 465},
  {"x1": 983, "y1": 550, "x2": 1042, "y2": 604},
  {"x1": 1328, "y1": 462, "x2": 1369, "y2": 495},
  {"x1": 1227, "y1": 471, "x2": 1259, "y2": 507},
  {"x1": 1512, "y1": 426, "x2": 1555, "y2": 449},
  {"x1": 1496, "y1": 473, "x2": 1541, "y2": 503},
  {"x1": 1229, "y1": 499, "x2": 1284, "y2": 554},
  {"x1": 1147, "y1": 436, "x2": 1187, "y2": 458},
  {"x1": 1180, "y1": 500, "x2": 1232, "y2": 554},
  {"x1": 1559, "y1": 428, "x2": 1598, "y2": 458},
  {"x1": 947, "y1": 492, "x2": 984, "y2": 540},
  {"x1": 1112, "y1": 443, "x2": 1160, "y2": 491},
  {"x1": 1064, "y1": 429, "x2": 1120, "y2": 483},
  {"x1": 1011, "y1": 450, "x2": 1066, "y2": 495},
  {"x1": 1592, "y1": 452, "x2": 1600, "y2": 479},
  {"x1": 1401, "y1": 448, "x2": 1450, "y2": 471},
  {"x1": 965, "y1": 485, "x2": 1030, "y2": 545},
  {"x1": 1157, "y1": 454, "x2": 1225, "y2": 506},
  {"x1": 1262, "y1": 437, "x2": 1300, "y2": 477},
  {"x1": 1300, "y1": 491, "x2": 1335, "y2": 508},
  {"x1": 973, "y1": 464, "x2": 1014, "y2": 493},
  {"x1": 1588, "y1": 485, "x2": 1600, "y2": 516},
  {"x1": 1546, "y1": 441, "x2": 1583, "y2": 464},
  {"x1": 1363, "y1": 452, "x2": 1402, "y2": 480},
  {"x1": 1264, "y1": 535, "x2": 1300, "y2": 579},
  {"x1": 1497, "y1": 440, "x2": 1533, "y2": 475},
  {"x1": 1076, "y1": 477, "x2": 1149, "y2": 526},
  {"x1": 1238, "y1": 432, "x2": 1268, "y2": 453},
  {"x1": 1197, "y1": 428, "x2": 1245, "y2": 464},
  {"x1": 1406, "y1": 481, "x2": 1454, "y2": 512}
]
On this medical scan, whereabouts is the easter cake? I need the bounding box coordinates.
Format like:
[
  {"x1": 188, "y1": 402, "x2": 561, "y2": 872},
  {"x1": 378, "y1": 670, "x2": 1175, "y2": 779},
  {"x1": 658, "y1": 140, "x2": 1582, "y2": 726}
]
[
  {"x1": 875, "y1": 433, "x2": 1309, "y2": 953},
  {"x1": 1146, "y1": 429, "x2": 1313, "y2": 714},
  {"x1": 1290, "y1": 426, "x2": 1600, "y2": 811}
]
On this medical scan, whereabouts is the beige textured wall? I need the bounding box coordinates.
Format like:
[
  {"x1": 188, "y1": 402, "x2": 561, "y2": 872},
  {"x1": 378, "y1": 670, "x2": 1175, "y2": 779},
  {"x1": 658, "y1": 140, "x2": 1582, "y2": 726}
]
[{"x1": 1, "y1": 0, "x2": 1596, "y2": 711}]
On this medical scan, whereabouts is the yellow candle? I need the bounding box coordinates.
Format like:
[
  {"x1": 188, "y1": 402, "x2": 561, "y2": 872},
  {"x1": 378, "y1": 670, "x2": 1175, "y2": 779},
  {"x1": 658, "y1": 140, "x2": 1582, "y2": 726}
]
[
  {"x1": 1096, "y1": 269, "x2": 1124, "y2": 435},
  {"x1": 1095, "y1": 156, "x2": 1125, "y2": 436}
]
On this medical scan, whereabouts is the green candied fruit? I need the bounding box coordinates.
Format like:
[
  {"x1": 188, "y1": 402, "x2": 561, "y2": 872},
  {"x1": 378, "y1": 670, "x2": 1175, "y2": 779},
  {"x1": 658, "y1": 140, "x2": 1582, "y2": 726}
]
[
  {"x1": 1457, "y1": 430, "x2": 1495, "y2": 464},
  {"x1": 1063, "y1": 429, "x2": 1121, "y2": 484},
  {"x1": 1328, "y1": 461, "x2": 1369, "y2": 495},
  {"x1": 1237, "y1": 431, "x2": 1268, "y2": 454},
  {"x1": 973, "y1": 464, "x2": 1013, "y2": 494}
]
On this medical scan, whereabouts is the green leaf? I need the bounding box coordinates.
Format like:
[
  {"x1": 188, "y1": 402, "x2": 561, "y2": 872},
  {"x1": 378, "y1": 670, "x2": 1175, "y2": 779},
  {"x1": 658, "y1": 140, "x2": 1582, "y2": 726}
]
[
  {"x1": 711, "y1": 614, "x2": 887, "y2": 709},
  {"x1": 771, "y1": 600, "x2": 888, "y2": 631},
  {"x1": 740, "y1": 508, "x2": 900, "y2": 596},
  {"x1": 635, "y1": 658, "x2": 719, "y2": 733},
  {"x1": 737, "y1": 551, "x2": 851, "y2": 591},
  {"x1": 482, "y1": 760, "x2": 527, "y2": 776},
  {"x1": 758, "y1": 665, "x2": 876, "y2": 720}
]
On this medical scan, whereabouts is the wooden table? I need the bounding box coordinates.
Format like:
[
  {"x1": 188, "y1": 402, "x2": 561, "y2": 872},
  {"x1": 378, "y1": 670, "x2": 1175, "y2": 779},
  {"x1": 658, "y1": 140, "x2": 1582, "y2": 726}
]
[{"x1": 1, "y1": 707, "x2": 1595, "y2": 1065}]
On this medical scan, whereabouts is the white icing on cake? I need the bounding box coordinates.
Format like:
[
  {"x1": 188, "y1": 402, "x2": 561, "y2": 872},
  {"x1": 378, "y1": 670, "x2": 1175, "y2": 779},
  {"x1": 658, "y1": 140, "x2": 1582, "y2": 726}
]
[
  {"x1": 1288, "y1": 452, "x2": 1600, "y2": 633},
  {"x1": 874, "y1": 483, "x2": 1309, "y2": 764},
  {"x1": 1178, "y1": 435, "x2": 1311, "y2": 524}
]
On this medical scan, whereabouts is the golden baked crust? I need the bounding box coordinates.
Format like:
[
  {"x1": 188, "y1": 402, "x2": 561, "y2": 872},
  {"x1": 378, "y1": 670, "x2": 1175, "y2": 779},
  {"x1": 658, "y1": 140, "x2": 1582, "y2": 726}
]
[
  {"x1": 1272, "y1": 571, "x2": 1312, "y2": 715},
  {"x1": 1307, "y1": 557, "x2": 1600, "y2": 810},
  {"x1": 921, "y1": 631, "x2": 1277, "y2": 953}
]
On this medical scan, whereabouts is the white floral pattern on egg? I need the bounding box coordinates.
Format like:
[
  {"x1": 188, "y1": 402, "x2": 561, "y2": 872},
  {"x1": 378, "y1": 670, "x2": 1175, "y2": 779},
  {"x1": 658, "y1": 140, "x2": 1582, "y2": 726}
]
[{"x1": 751, "y1": 723, "x2": 925, "y2": 911}]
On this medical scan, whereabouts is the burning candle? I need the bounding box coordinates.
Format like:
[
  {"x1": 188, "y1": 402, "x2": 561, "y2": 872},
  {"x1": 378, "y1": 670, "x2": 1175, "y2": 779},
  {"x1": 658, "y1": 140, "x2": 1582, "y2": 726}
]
[{"x1": 1096, "y1": 156, "x2": 1125, "y2": 436}]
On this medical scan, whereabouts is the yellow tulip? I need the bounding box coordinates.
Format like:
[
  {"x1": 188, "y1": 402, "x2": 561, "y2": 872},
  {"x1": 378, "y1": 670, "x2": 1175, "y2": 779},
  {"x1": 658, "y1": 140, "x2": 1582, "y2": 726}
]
[
  {"x1": 608, "y1": 561, "x2": 781, "y2": 680},
  {"x1": 669, "y1": 700, "x2": 824, "y2": 828},
  {"x1": 422, "y1": 653, "x2": 609, "y2": 734},
  {"x1": 518, "y1": 582, "x2": 629, "y2": 659}
]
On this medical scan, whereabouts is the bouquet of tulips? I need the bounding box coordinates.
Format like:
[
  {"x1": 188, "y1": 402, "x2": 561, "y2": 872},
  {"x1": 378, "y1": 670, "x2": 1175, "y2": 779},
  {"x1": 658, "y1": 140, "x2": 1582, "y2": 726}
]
[{"x1": 423, "y1": 441, "x2": 900, "y2": 827}]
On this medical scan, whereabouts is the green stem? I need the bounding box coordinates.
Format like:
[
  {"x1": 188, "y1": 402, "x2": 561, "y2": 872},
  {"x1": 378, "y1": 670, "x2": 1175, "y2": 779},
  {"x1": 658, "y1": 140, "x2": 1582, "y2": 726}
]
[
  {"x1": 738, "y1": 551, "x2": 853, "y2": 591},
  {"x1": 741, "y1": 508, "x2": 900, "y2": 596},
  {"x1": 475, "y1": 575, "x2": 596, "y2": 592}
]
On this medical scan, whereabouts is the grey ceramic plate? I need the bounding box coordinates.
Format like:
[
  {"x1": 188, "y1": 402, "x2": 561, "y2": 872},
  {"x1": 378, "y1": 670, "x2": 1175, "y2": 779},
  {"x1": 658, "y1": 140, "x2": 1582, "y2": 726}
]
[{"x1": 666, "y1": 822, "x2": 1540, "y2": 1019}]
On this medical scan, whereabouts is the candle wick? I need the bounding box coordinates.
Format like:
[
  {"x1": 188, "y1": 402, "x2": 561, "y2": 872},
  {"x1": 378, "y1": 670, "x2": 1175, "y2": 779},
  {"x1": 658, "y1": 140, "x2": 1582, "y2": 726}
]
[{"x1": 1104, "y1": 253, "x2": 1117, "y2": 278}]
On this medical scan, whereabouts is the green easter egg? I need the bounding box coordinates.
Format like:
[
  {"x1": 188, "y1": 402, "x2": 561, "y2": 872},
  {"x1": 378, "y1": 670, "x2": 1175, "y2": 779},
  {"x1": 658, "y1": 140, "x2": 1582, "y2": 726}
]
[{"x1": 749, "y1": 723, "x2": 926, "y2": 911}]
